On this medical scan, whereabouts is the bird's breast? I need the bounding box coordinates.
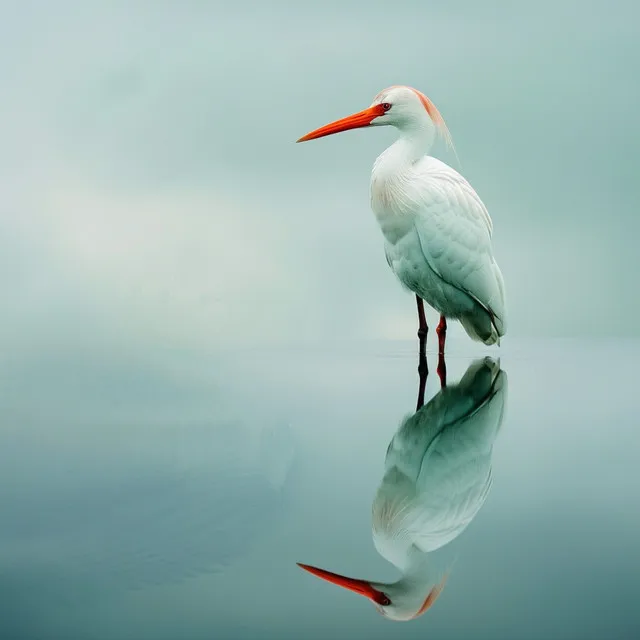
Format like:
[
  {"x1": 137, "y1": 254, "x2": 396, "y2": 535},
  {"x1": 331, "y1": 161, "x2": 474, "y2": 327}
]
[{"x1": 370, "y1": 173, "x2": 417, "y2": 245}]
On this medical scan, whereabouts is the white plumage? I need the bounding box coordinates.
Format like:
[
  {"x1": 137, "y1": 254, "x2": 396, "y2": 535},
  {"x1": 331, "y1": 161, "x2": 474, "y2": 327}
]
[
  {"x1": 298, "y1": 85, "x2": 507, "y2": 348},
  {"x1": 298, "y1": 357, "x2": 508, "y2": 621},
  {"x1": 373, "y1": 357, "x2": 507, "y2": 568}
]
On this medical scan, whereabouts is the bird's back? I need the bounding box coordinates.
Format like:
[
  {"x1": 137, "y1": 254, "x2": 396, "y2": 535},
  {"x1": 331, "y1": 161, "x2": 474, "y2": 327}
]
[{"x1": 374, "y1": 156, "x2": 507, "y2": 344}]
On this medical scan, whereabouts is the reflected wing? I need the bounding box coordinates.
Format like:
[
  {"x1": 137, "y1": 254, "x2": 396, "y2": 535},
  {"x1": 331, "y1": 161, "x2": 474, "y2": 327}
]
[{"x1": 376, "y1": 359, "x2": 507, "y2": 555}]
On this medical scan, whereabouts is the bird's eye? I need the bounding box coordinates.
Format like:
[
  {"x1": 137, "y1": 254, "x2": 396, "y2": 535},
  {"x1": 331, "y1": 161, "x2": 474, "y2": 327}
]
[
  {"x1": 381, "y1": 103, "x2": 392, "y2": 112},
  {"x1": 380, "y1": 595, "x2": 391, "y2": 606}
]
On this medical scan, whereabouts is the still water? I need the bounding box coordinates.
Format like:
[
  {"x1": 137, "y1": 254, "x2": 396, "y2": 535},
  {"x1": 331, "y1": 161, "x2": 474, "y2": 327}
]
[{"x1": 2, "y1": 338, "x2": 639, "y2": 639}]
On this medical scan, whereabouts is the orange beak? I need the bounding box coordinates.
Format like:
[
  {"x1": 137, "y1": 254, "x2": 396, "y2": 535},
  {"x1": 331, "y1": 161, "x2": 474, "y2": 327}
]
[
  {"x1": 296, "y1": 104, "x2": 386, "y2": 143},
  {"x1": 297, "y1": 563, "x2": 390, "y2": 605}
]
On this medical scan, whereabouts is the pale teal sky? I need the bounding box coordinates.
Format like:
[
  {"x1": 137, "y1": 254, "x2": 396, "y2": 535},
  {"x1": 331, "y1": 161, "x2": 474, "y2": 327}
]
[{"x1": 1, "y1": 1, "x2": 639, "y2": 357}]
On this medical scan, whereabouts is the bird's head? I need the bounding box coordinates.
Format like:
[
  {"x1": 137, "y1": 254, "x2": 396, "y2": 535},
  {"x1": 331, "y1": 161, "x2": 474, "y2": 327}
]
[
  {"x1": 297, "y1": 562, "x2": 447, "y2": 622},
  {"x1": 296, "y1": 85, "x2": 454, "y2": 150}
]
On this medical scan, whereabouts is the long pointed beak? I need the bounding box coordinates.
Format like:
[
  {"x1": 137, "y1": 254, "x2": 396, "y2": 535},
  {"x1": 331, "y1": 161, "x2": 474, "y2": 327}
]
[
  {"x1": 297, "y1": 563, "x2": 390, "y2": 605},
  {"x1": 296, "y1": 104, "x2": 386, "y2": 143}
]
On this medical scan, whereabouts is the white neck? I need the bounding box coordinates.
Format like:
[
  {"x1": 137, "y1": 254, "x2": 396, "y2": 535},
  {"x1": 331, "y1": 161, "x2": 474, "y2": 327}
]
[
  {"x1": 373, "y1": 123, "x2": 435, "y2": 177},
  {"x1": 368, "y1": 124, "x2": 435, "y2": 243}
]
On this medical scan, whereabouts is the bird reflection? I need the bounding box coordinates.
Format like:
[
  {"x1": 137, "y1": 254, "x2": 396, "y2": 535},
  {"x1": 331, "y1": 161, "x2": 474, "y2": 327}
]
[{"x1": 298, "y1": 355, "x2": 507, "y2": 621}]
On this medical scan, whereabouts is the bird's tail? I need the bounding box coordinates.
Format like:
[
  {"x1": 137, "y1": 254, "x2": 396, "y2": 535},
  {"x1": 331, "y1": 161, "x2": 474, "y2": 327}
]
[{"x1": 459, "y1": 310, "x2": 502, "y2": 346}]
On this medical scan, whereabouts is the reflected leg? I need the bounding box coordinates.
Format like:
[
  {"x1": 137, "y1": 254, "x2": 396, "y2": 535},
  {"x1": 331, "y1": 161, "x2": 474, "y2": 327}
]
[
  {"x1": 416, "y1": 351, "x2": 428, "y2": 411},
  {"x1": 437, "y1": 351, "x2": 447, "y2": 389},
  {"x1": 416, "y1": 296, "x2": 428, "y2": 354}
]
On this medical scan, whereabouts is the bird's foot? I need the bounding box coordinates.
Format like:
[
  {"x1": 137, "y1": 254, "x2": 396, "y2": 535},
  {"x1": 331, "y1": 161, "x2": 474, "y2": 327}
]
[
  {"x1": 418, "y1": 335, "x2": 427, "y2": 357},
  {"x1": 418, "y1": 355, "x2": 428, "y2": 378}
]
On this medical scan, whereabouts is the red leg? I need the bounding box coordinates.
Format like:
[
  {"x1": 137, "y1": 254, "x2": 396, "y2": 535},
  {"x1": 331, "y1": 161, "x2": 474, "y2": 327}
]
[{"x1": 436, "y1": 315, "x2": 447, "y2": 355}]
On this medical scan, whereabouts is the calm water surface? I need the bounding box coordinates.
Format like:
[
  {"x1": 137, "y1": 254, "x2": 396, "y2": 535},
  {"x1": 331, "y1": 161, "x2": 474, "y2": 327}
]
[{"x1": 2, "y1": 338, "x2": 639, "y2": 639}]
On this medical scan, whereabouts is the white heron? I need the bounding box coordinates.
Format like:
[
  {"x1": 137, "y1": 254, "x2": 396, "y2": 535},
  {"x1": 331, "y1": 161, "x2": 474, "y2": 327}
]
[
  {"x1": 297, "y1": 86, "x2": 507, "y2": 355},
  {"x1": 298, "y1": 356, "x2": 508, "y2": 621}
]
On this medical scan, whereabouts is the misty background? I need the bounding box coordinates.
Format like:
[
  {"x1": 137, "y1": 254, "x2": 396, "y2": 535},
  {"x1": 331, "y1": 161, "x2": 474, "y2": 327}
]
[
  {"x1": 2, "y1": 4, "x2": 640, "y2": 639},
  {"x1": 2, "y1": 0, "x2": 638, "y2": 365}
]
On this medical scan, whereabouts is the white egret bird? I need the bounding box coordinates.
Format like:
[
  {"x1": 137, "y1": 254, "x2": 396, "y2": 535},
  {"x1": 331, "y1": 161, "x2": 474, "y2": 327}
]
[
  {"x1": 297, "y1": 86, "x2": 507, "y2": 354},
  {"x1": 298, "y1": 356, "x2": 508, "y2": 621}
]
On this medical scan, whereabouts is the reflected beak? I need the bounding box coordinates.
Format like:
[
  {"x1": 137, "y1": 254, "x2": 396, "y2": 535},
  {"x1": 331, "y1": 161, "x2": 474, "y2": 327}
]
[
  {"x1": 297, "y1": 563, "x2": 389, "y2": 605},
  {"x1": 296, "y1": 104, "x2": 386, "y2": 143}
]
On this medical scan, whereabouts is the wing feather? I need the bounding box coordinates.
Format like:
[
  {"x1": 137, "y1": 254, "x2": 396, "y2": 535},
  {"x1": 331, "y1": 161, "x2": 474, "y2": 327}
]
[{"x1": 412, "y1": 160, "x2": 506, "y2": 334}]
